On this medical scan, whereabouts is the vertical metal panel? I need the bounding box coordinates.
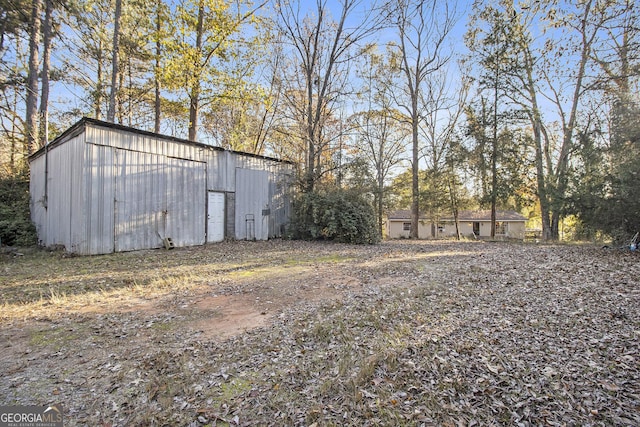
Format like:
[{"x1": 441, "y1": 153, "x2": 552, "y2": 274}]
[
  {"x1": 206, "y1": 149, "x2": 228, "y2": 191},
  {"x1": 165, "y1": 157, "x2": 206, "y2": 247},
  {"x1": 114, "y1": 149, "x2": 166, "y2": 252},
  {"x1": 68, "y1": 136, "x2": 87, "y2": 252},
  {"x1": 43, "y1": 135, "x2": 83, "y2": 250},
  {"x1": 225, "y1": 192, "x2": 235, "y2": 239},
  {"x1": 29, "y1": 152, "x2": 47, "y2": 245},
  {"x1": 226, "y1": 151, "x2": 236, "y2": 191},
  {"x1": 235, "y1": 168, "x2": 269, "y2": 240},
  {"x1": 46, "y1": 141, "x2": 70, "y2": 247},
  {"x1": 82, "y1": 144, "x2": 115, "y2": 254},
  {"x1": 268, "y1": 170, "x2": 292, "y2": 238}
]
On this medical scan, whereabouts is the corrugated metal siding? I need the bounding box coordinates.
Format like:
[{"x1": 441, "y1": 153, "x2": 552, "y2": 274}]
[
  {"x1": 268, "y1": 170, "x2": 291, "y2": 238},
  {"x1": 114, "y1": 149, "x2": 167, "y2": 252},
  {"x1": 235, "y1": 168, "x2": 269, "y2": 240},
  {"x1": 86, "y1": 125, "x2": 205, "y2": 163},
  {"x1": 41, "y1": 134, "x2": 85, "y2": 250},
  {"x1": 206, "y1": 150, "x2": 231, "y2": 192},
  {"x1": 82, "y1": 144, "x2": 115, "y2": 254},
  {"x1": 112, "y1": 149, "x2": 206, "y2": 252},
  {"x1": 165, "y1": 157, "x2": 206, "y2": 247},
  {"x1": 29, "y1": 152, "x2": 47, "y2": 245}
]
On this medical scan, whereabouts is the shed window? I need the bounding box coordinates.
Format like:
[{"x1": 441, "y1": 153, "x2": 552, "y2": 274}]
[{"x1": 403, "y1": 222, "x2": 411, "y2": 231}]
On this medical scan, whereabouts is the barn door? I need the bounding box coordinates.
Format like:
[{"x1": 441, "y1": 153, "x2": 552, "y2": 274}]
[
  {"x1": 114, "y1": 150, "x2": 166, "y2": 252},
  {"x1": 207, "y1": 192, "x2": 225, "y2": 242},
  {"x1": 164, "y1": 157, "x2": 206, "y2": 247},
  {"x1": 114, "y1": 150, "x2": 206, "y2": 252},
  {"x1": 235, "y1": 168, "x2": 269, "y2": 240}
]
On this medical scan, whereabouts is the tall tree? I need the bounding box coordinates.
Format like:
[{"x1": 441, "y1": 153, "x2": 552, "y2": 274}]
[
  {"x1": 0, "y1": 0, "x2": 30, "y2": 174},
  {"x1": 419, "y1": 66, "x2": 469, "y2": 236},
  {"x1": 26, "y1": 0, "x2": 42, "y2": 154},
  {"x1": 38, "y1": 0, "x2": 53, "y2": 147},
  {"x1": 466, "y1": 4, "x2": 516, "y2": 237},
  {"x1": 106, "y1": 0, "x2": 122, "y2": 122},
  {"x1": 153, "y1": 0, "x2": 169, "y2": 133},
  {"x1": 571, "y1": 0, "x2": 640, "y2": 241},
  {"x1": 388, "y1": 0, "x2": 456, "y2": 238},
  {"x1": 543, "y1": 0, "x2": 601, "y2": 238},
  {"x1": 352, "y1": 46, "x2": 408, "y2": 237},
  {"x1": 61, "y1": 0, "x2": 114, "y2": 120},
  {"x1": 466, "y1": 0, "x2": 606, "y2": 240},
  {"x1": 276, "y1": 0, "x2": 384, "y2": 192},
  {"x1": 164, "y1": 0, "x2": 267, "y2": 142}
]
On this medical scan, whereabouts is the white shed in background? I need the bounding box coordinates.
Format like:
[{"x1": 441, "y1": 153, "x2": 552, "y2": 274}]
[{"x1": 29, "y1": 118, "x2": 293, "y2": 255}]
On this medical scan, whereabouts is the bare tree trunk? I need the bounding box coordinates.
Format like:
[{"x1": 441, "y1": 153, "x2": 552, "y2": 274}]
[
  {"x1": 548, "y1": 0, "x2": 595, "y2": 240},
  {"x1": 95, "y1": 38, "x2": 103, "y2": 120},
  {"x1": 38, "y1": 0, "x2": 52, "y2": 149},
  {"x1": 154, "y1": 0, "x2": 162, "y2": 133},
  {"x1": 107, "y1": 0, "x2": 122, "y2": 122},
  {"x1": 377, "y1": 175, "x2": 384, "y2": 238},
  {"x1": 26, "y1": 0, "x2": 42, "y2": 155},
  {"x1": 448, "y1": 174, "x2": 460, "y2": 240},
  {"x1": 410, "y1": 116, "x2": 419, "y2": 239},
  {"x1": 393, "y1": 0, "x2": 455, "y2": 239},
  {"x1": 490, "y1": 62, "x2": 498, "y2": 238},
  {"x1": 188, "y1": 1, "x2": 204, "y2": 142}
]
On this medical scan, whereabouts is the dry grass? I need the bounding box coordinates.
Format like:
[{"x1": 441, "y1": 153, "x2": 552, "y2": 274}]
[{"x1": 1, "y1": 240, "x2": 639, "y2": 426}]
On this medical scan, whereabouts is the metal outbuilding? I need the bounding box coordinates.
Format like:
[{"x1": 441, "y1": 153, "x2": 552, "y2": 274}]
[{"x1": 29, "y1": 118, "x2": 293, "y2": 255}]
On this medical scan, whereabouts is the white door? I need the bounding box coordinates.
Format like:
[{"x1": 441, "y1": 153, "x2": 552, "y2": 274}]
[{"x1": 207, "y1": 192, "x2": 225, "y2": 242}]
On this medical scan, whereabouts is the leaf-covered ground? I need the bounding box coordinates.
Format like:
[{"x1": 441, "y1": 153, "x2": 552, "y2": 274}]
[{"x1": 1, "y1": 240, "x2": 639, "y2": 426}]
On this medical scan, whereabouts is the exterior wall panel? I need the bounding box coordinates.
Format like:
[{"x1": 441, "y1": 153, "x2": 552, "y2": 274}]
[
  {"x1": 82, "y1": 144, "x2": 115, "y2": 254},
  {"x1": 114, "y1": 149, "x2": 166, "y2": 252},
  {"x1": 29, "y1": 152, "x2": 47, "y2": 245},
  {"x1": 165, "y1": 157, "x2": 206, "y2": 247},
  {"x1": 235, "y1": 168, "x2": 269, "y2": 240}
]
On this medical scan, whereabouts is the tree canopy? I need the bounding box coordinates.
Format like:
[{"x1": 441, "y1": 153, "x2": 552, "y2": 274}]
[{"x1": 2, "y1": 0, "x2": 639, "y2": 242}]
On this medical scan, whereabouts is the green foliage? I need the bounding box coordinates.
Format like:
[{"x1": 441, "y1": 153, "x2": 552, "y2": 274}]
[
  {"x1": 289, "y1": 188, "x2": 380, "y2": 245},
  {"x1": 0, "y1": 176, "x2": 36, "y2": 246},
  {"x1": 569, "y1": 102, "x2": 640, "y2": 243}
]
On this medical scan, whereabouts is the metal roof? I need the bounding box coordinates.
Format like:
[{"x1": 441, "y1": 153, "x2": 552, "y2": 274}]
[{"x1": 29, "y1": 117, "x2": 293, "y2": 164}]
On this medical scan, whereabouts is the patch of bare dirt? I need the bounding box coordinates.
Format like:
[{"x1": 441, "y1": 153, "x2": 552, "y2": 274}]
[{"x1": 190, "y1": 295, "x2": 268, "y2": 340}]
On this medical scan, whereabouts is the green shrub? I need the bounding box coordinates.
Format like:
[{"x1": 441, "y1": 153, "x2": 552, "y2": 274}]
[
  {"x1": 0, "y1": 176, "x2": 36, "y2": 247},
  {"x1": 289, "y1": 188, "x2": 380, "y2": 245}
]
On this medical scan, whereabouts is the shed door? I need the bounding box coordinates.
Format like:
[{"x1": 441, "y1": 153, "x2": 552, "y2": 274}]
[
  {"x1": 114, "y1": 150, "x2": 166, "y2": 252},
  {"x1": 207, "y1": 192, "x2": 225, "y2": 242},
  {"x1": 114, "y1": 150, "x2": 206, "y2": 252},
  {"x1": 164, "y1": 157, "x2": 206, "y2": 247},
  {"x1": 235, "y1": 168, "x2": 269, "y2": 240}
]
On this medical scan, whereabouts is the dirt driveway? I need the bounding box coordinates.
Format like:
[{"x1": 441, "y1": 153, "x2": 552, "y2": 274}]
[{"x1": 1, "y1": 240, "x2": 639, "y2": 426}]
